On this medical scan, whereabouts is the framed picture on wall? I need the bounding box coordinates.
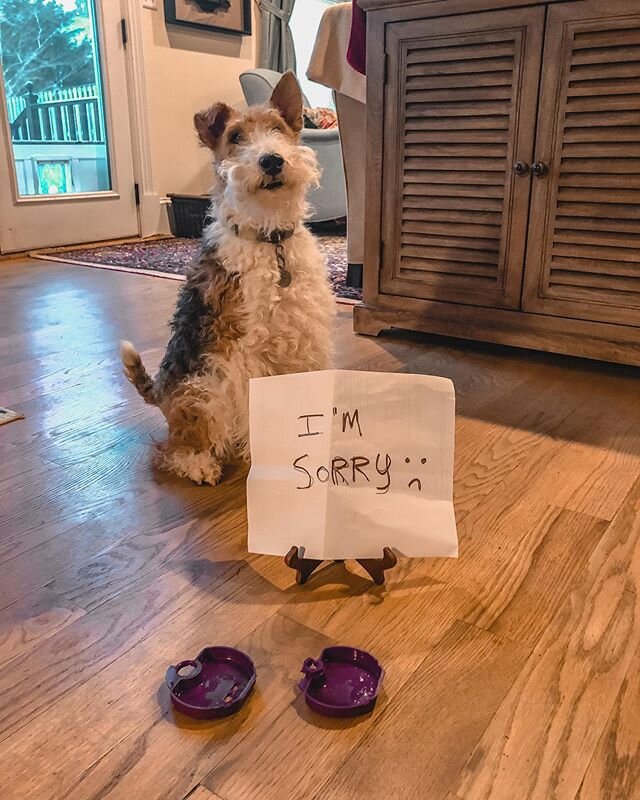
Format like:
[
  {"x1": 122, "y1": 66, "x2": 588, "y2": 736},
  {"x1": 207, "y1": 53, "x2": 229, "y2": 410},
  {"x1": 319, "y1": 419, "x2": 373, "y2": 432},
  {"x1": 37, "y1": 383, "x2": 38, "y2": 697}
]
[{"x1": 164, "y1": 0, "x2": 251, "y2": 36}]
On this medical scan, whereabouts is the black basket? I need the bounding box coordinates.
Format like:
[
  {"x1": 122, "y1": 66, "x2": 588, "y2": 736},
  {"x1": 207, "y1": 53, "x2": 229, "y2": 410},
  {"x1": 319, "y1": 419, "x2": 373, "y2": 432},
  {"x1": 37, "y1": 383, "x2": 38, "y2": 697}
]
[{"x1": 167, "y1": 194, "x2": 211, "y2": 239}]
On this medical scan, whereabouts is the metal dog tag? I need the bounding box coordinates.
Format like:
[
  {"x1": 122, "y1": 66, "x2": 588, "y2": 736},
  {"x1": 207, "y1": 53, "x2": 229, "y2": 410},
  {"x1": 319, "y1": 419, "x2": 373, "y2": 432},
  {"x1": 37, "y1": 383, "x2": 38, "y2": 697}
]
[{"x1": 279, "y1": 268, "x2": 292, "y2": 288}]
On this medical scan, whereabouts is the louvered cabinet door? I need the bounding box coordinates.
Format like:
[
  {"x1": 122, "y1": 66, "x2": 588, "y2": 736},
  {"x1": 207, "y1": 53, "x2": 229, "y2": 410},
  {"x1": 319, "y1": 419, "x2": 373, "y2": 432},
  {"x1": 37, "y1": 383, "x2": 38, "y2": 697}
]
[
  {"x1": 522, "y1": 0, "x2": 640, "y2": 326},
  {"x1": 380, "y1": 8, "x2": 544, "y2": 309}
]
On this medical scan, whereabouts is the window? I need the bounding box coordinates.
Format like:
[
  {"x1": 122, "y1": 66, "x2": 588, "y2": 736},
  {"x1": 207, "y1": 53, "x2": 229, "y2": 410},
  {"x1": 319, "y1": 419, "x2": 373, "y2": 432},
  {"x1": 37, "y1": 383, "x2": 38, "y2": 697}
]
[
  {"x1": 0, "y1": 0, "x2": 111, "y2": 196},
  {"x1": 290, "y1": 0, "x2": 344, "y2": 109}
]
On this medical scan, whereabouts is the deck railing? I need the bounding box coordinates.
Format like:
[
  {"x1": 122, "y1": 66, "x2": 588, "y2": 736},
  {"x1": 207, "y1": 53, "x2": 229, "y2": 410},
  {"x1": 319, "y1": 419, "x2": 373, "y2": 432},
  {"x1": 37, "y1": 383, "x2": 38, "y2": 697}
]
[{"x1": 8, "y1": 83, "x2": 104, "y2": 144}]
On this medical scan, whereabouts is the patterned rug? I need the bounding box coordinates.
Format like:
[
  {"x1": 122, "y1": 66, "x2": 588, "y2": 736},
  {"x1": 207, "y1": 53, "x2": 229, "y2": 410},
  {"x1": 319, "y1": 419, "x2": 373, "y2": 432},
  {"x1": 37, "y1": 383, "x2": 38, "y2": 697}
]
[{"x1": 34, "y1": 232, "x2": 362, "y2": 303}]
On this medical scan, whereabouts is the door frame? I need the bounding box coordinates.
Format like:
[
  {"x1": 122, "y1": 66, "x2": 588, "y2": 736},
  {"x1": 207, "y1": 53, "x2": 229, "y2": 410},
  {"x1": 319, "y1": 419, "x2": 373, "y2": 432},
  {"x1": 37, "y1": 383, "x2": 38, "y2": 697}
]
[{"x1": 120, "y1": 0, "x2": 161, "y2": 239}]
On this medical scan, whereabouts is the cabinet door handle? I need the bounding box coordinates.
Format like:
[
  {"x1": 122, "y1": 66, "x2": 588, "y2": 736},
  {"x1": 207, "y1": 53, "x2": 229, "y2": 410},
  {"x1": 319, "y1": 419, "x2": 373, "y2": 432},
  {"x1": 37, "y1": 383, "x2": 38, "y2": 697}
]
[
  {"x1": 532, "y1": 161, "x2": 549, "y2": 178},
  {"x1": 513, "y1": 161, "x2": 530, "y2": 176}
]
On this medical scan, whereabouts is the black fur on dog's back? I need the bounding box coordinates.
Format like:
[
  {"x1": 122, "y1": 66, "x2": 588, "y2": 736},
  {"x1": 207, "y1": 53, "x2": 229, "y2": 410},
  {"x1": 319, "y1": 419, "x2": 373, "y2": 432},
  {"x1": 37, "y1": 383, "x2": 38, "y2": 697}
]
[
  {"x1": 158, "y1": 279, "x2": 213, "y2": 387},
  {"x1": 121, "y1": 248, "x2": 243, "y2": 406}
]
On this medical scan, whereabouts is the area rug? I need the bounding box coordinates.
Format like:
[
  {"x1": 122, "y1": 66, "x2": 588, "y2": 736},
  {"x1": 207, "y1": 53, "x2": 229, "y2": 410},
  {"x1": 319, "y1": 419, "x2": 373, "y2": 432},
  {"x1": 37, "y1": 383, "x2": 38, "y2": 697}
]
[{"x1": 32, "y1": 233, "x2": 362, "y2": 303}]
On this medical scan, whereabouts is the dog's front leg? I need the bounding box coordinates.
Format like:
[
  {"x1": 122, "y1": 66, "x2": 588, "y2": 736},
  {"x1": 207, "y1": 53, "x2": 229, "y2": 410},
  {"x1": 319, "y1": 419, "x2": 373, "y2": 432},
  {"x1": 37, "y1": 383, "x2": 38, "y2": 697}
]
[{"x1": 155, "y1": 383, "x2": 232, "y2": 486}]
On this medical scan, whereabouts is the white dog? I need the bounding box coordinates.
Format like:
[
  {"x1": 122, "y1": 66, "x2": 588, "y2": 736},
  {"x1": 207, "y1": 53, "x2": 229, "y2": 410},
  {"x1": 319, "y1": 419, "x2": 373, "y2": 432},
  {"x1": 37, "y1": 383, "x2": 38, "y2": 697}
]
[{"x1": 121, "y1": 72, "x2": 335, "y2": 485}]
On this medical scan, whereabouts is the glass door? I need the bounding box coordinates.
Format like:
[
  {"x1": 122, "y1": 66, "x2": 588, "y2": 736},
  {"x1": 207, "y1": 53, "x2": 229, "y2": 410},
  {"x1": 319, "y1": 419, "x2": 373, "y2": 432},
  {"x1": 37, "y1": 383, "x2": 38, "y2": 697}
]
[{"x1": 0, "y1": 0, "x2": 138, "y2": 252}]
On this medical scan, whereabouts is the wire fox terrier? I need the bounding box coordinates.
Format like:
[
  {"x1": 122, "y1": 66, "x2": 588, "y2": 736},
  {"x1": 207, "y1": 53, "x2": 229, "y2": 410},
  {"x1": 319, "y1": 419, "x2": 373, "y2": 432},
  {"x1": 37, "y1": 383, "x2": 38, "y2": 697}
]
[{"x1": 121, "y1": 72, "x2": 335, "y2": 485}]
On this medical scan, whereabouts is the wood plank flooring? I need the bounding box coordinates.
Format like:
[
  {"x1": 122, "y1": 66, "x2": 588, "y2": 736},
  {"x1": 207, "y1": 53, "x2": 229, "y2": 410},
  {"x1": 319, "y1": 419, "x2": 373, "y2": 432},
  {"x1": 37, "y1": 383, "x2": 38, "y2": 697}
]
[{"x1": 1, "y1": 257, "x2": 639, "y2": 800}]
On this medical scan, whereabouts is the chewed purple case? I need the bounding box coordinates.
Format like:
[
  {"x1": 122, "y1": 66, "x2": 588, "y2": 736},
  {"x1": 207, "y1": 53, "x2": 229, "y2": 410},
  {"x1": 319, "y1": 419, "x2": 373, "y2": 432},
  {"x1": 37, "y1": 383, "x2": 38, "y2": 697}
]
[
  {"x1": 298, "y1": 646, "x2": 384, "y2": 717},
  {"x1": 166, "y1": 646, "x2": 256, "y2": 719}
]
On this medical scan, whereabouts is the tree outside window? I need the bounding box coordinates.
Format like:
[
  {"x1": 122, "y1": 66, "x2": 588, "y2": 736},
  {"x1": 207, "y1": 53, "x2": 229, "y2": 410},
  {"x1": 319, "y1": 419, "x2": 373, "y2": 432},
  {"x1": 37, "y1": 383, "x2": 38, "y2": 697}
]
[{"x1": 0, "y1": 0, "x2": 94, "y2": 98}]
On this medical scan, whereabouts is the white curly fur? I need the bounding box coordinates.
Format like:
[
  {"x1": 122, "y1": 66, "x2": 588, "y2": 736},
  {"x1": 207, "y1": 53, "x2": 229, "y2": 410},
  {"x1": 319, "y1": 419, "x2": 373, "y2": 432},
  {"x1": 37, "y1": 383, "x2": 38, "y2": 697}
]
[{"x1": 184, "y1": 221, "x2": 335, "y2": 468}]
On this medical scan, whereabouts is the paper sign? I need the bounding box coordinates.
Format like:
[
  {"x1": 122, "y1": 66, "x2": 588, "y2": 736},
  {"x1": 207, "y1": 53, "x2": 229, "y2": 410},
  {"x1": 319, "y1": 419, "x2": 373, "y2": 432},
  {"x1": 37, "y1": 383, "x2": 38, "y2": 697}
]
[{"x1": 247, "y1": 370, "x2": 457, "y2": 561}]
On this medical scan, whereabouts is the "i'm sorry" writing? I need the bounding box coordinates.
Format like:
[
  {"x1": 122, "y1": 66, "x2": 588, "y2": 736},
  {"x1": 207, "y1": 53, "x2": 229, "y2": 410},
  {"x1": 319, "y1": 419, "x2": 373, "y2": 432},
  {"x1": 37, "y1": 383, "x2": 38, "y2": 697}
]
[{"x1": 293, "y1": 408, "x2": 426, "y2": 494}]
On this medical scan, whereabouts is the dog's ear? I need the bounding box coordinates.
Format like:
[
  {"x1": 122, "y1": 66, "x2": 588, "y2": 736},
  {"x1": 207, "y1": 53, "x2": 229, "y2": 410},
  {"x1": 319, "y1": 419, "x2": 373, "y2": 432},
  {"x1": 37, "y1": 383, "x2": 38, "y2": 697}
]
[
  {"x1": 194, "y1": 102, "x2": 233, "y2": 150},
  {"x1": 270, "y1": 71, "x2": 303, "y2": 133}
]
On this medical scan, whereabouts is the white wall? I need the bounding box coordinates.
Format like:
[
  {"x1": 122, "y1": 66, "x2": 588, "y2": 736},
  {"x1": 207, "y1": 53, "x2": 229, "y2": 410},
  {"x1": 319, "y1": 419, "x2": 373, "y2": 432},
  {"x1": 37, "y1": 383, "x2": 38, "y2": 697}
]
[{"x1": 139, "y1": 3, "x2": 256, "y2": 225}]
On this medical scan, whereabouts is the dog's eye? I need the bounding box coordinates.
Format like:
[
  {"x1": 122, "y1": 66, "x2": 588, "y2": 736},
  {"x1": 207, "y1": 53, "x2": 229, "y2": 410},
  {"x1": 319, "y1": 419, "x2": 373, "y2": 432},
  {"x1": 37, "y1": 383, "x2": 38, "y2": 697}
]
[{"x1": 228, "y1": 130, "x2": 242, "y2": 145}]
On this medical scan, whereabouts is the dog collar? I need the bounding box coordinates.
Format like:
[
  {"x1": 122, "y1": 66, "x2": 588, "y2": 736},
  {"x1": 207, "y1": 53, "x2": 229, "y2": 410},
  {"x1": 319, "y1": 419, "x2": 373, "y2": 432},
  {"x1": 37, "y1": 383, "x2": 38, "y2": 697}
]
[
  {"x1": 232, "y1": 224, "x2": 295, "y2": 287},
  {"x1": 257, "y1": 228, "x2": 295, "y2": 245}
]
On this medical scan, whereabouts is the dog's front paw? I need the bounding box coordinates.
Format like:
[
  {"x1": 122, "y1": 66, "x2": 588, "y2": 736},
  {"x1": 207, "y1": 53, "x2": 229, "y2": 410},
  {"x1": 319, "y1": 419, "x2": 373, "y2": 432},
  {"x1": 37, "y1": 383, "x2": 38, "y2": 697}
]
[
  {"x1": 156, "y1": 448, "x2": 223, "y2": 486},
  {"x1": 192, "y1": 459, "x2": 223, "y2": 486}
]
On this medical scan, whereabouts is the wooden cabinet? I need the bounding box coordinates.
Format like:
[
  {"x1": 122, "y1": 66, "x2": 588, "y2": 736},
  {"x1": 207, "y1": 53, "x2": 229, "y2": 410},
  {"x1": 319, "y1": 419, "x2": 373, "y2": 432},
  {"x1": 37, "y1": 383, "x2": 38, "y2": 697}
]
[{"x1": 357, "y1": 0, "x2": 640, "y2": 366}]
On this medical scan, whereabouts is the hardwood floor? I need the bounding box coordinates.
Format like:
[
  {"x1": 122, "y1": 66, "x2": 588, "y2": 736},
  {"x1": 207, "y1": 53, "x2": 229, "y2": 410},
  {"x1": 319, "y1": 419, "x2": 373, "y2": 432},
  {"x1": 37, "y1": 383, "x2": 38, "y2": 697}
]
[{"x1": 1, "y1": 257, "x2": 639, "y2": 800}]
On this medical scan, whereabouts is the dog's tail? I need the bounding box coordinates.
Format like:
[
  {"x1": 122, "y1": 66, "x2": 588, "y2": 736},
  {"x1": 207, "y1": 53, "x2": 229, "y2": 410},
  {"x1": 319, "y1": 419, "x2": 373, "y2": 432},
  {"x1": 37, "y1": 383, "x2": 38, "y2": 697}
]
[{"x1": 120, "y1": 340, "x2": 156, "y2": 405}]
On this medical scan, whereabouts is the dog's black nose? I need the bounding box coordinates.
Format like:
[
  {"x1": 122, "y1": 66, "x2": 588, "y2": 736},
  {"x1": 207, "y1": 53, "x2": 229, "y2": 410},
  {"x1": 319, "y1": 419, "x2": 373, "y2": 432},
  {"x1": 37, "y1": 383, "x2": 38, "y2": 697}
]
[{"x1": 259, "y1": 153, "x2": 284, "y2": 177}]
